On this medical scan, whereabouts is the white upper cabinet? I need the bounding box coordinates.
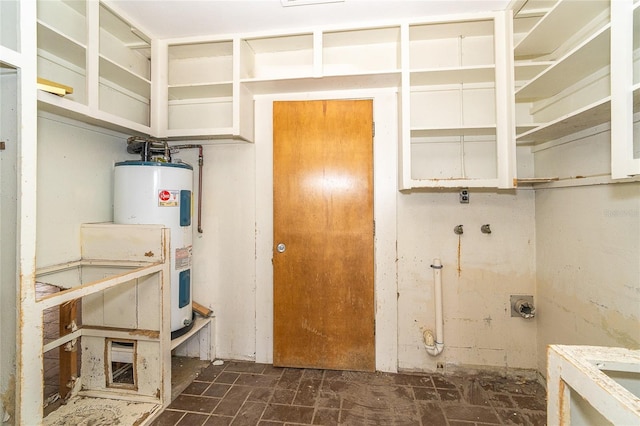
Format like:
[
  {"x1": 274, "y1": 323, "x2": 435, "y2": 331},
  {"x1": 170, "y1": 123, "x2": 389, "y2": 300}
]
[
  {"x1": 35, "y1": 0, "x2": 153, "y2": 134},
  {"x1": 514, "y1": 0, "x2": 639, "y2": 180},
  {"x1": 165, "y1": 40, "x2": 235, "y2": 137},
  {"x1": 513, "y1": 0, "x2": 611, "y2": 145},
  {"x1": 36, "y1": 0, "x2": 87, "y2": 105},
  {"x1": 98, "y1": 3, "x2": 151, "y2": 128},
  {"x1": 399, "y1": 11, "x2": 516, "y2": 189},
  {"x1": 611, "y1": 0, "x2": 640, "y2": 178}
]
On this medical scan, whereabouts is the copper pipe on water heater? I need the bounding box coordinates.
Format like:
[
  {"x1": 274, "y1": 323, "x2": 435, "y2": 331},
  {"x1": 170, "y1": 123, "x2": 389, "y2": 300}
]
[{"x1": 172, "y1": 144, "x2": 204, "y2": 233}]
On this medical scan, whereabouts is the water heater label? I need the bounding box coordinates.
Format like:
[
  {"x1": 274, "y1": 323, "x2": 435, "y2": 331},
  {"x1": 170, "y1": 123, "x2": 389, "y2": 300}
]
[
  {"x1": 158, "y1": 189, "x2": 180, "y2": 207},
  {"x1": 175, "y1": 245, "x2": 192, "y2": 269}
]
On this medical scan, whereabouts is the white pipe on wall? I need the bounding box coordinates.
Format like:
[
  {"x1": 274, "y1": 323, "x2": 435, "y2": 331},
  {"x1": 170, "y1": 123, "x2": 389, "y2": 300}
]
[{"x1": 425, "y1": 258, "x2": 444, "y2": 356}]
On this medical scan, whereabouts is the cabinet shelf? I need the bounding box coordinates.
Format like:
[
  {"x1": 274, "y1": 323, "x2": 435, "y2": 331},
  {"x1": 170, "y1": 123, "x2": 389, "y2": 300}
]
[
  {"x1": 99, "y1": 55, "x2": 151, "y2": 98},
  {"x1": 514, "y1": 60, "x2": 552, "y2": 82},
  {"x1": 516, "y1": 24, "x2": 610, "y2": 101},
  {"x1": 168, "y1": 82, "x2": 233, "y2": 100},
  {"x1": 323, "y1": 26, "x2": 401, "y2": 75},
  {"x1": 516, "y1": 97, "x2": 611, "y2": 145},
  {"x1": 410, "y1": 66, "x2": 495, "y2": 86},
  {"x1": 241, "y1": 33, "x2": 314, "y2": 80},
  {"x1": 241, "y1": 72, "x2": 401, "y2": 95},
  {"x1": 409, "y1": 19, "x2": 495, "y2": 70},
  {"x1": 37, "y1": 21, "x2": 86, "y2": 70},
  {"x1": 514, "y1": 0, "x2": 610, "y2": 59},
  {"x1": 411, "y1": 125, "x2": 496, "y2": 138}
]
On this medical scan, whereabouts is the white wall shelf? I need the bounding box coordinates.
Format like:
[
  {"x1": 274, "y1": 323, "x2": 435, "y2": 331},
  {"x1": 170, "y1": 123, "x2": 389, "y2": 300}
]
[
  {"x1": 322, "y1": 26, "x2": 401, "y2": 75},
  {"x1": 517, "y1": 97, "x2": 611, "y2": 145},
  {"x1": 516, "y1": 24, "x2": 610, "y2": 101},
  {"x1": 240, "y1": 33, "x2": 315, "y2": 80},
  {"x1": 37, "y1": 21, "x2": 86, "y2": 69},
  {"x1": 512, "y1": 0, "x2": 615, "y2": 155},
  {"x1": 611, "y1": 0, "x2": 640, "y2": 178},
  {"x1": 34, "y1": 0, "x2": 153, "y2": 135},
  {"x1": 401, "y1": 12, "x2": 514, "y2": 189},
  {"x1": 99, "y1": 3, "x2": 151, "y2": 128},
  {"x1": 514, "y1": 60, "x2": 552, "y2": 83},
  {"x1": 514, "y1": 0, "x2": 610, "y2": 59}
]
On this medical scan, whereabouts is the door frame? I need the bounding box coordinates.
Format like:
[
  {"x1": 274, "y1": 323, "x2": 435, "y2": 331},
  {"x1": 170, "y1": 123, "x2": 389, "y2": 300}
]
[{"x1": 254, "y1": 89, "x2": 399, "y2": 372}]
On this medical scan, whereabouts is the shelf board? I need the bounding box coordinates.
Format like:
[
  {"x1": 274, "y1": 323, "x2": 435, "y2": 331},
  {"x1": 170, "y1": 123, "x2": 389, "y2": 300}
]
[
  {"x1": 514, "y1": 60, "x2": 553, "y2": 82},
  {"x1": 411, "y1": 125, "x2": 496, "y2": 138},
  {"x1": 243, "y1": 33, "x2": 313, "y2": 54},
  {"x1": 516, "y1": 25, "x2": 610, "y2": 101},
  {"x1": 169, "y1": 82, "x2": 233, "y2": 100},
  {"x1": 99, "y1": 55, "x2": 151, "y2": 99},
  {"x1": 37, "y1": 21, "x2": 86, "y2": 70},
  {"x1": 410, "y1": 65, "x2": 495, "y2": 86},
  {"x1": 324, "y1": 26, "x2": 400, "y2": 47},
  {"x1": 516, "y1": 177, "x2": 559, "y2": 184},
  {"x1": 241, "y1": 71, "x2": 401, "y2": 95},
  {"x1": 516, "y1": 97, "x2": 611, "y2": 145},
  {"x1": 402, "y1": 177, "x2": 501, "y2": 190},
  {"x1": 170, "y1": 316, "x2": 212, "y2": 351},
  {"x1": 166, "y1": 127, "x2": 236, "y2": 139},
  {"x1": 409, "y1": 19, "x2": 494, "y2": 41},
  {"x1": 515, "y1": 0, "x2": 610, "y2": 58},
  {"x1": 169, "y1": 41, "x2": 233, "y2": 60}
]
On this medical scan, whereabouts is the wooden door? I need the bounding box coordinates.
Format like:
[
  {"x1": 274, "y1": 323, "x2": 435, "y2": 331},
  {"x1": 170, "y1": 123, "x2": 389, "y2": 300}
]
[{"x1": 273, "y1": 99, "x2": 374, "y2": 371}]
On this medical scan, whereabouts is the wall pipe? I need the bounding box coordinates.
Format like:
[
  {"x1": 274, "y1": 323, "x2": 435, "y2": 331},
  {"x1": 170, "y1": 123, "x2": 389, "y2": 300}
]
[
  {"x1": 425, "y1": 258, "x2": 444, "y2": 356},
  {"x1": 171, "y1": 144, "x2": 204, "y2": 233}
]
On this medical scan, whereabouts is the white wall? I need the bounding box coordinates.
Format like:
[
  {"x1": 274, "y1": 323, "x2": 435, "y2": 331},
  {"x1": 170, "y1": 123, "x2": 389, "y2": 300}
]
[
  {"x1": 397, "y1": 189, "x2": 538, "y2": 372},
  {"x1": 36, "y1": 112, "x2": 136, "y2": 267},
  {"x1": 1, "y1": 69, "x2": 18, "y2": 423},
  {"x1": 198, "y1": 89, "x2": 539, "y2": 373},
  {"x1": 534, "y1": 130, "x2": 640, "y2": 372},
  {"x1": 185, "y1": 143, "x2": 257, "y2": 361}
]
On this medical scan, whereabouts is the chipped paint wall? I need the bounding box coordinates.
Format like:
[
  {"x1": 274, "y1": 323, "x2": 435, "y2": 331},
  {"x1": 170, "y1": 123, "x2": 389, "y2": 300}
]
[
  {"x1": 397, "y1": 189, "x2": 538, "y2": 372},
  {"x1": 1, "y1": 68, "x2": 18, "y2": 424},
  {"x1": 534, "y1": 130, "x2": 640, "y2": 372},
  {"x1": 35, "y1": 113, "x2": 135, "y2": 267}
]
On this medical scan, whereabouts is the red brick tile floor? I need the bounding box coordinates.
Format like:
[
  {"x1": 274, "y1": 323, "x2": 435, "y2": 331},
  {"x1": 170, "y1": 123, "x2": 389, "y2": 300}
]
[{"x1": 152, "y1": 360, "x2": 547, "y2": 426}]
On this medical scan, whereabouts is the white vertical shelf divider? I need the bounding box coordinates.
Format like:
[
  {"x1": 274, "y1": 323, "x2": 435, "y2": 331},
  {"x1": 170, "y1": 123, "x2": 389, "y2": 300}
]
[
  {"x1": 86, "y1": 0, "x2": 99, "y2": 115},
  {"x1": 399, "y1": 23, "x2": 412, "y2": 190},
  {"x1": 313, "y1": 30, "x2": 323, "y2": 77},
  {"x1": 494, "y1": 10, "x2": 517, "y2": 188},
  {"x1": 151, "y1": 38, "x2": 168, "y2": 138},
  {"x1": 611, "y1": 0, "x2": 640, "y2": 178}
]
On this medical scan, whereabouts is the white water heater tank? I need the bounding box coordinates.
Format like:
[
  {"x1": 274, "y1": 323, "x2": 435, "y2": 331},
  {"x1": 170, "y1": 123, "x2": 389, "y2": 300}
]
[{"x1": 113, "y1": 161, "x2": 193, "y2": 334}]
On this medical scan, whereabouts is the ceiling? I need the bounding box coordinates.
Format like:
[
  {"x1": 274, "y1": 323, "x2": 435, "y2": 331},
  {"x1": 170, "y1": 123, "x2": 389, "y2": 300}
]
[{"x1": 108, "y1": 0, "x2": 512, "y2": 39}]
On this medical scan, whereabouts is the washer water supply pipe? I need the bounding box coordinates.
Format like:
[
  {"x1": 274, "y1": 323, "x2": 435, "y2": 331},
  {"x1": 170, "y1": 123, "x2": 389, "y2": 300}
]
[
  {"x1": 424, "y1": 258, "x2": 444, "y2": 356},
  {"x1": 126, "y1": 137, "x2": 204, "y2": 233}
]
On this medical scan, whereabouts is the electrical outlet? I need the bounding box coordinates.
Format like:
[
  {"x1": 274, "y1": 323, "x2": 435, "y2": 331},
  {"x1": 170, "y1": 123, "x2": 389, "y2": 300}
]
[{"x1": 459, "y1": 189, "x2": 469, "y2": 204}]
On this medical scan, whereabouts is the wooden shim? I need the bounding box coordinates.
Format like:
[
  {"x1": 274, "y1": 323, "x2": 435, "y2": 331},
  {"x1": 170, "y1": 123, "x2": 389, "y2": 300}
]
[{"x1": 192, "y1": 301, "x2": 212, "y2": 317}]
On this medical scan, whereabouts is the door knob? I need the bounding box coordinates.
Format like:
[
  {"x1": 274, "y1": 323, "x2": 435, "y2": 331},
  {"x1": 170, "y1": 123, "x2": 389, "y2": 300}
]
[{"x1": 276, "y1": 243, "x2": 286, "y2": 253}]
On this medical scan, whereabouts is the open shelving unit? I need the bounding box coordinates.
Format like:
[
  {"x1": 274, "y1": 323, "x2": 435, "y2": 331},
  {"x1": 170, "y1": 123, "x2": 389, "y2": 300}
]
[
  {"x1": 166, "y1": 40, "x2": 235, "y2": 137},
  {"x1": 400, "y1": 12, "x2": 515, "y2": 189},
  {"x1": 513, "y1": 0, "x2": 611, "y2": 148},
  {"x1": 98, "y1": 3, "x2": 151, "y2": 128},
  {"x1": 35, "y1": 0, "x2": 154, "y2": 135},
  {"x1": 611, "y1": 0, "x2": 640, "y2": 178},
  {"x1": 36, "y1": 0, "x2": 87, "y2": 106}
]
